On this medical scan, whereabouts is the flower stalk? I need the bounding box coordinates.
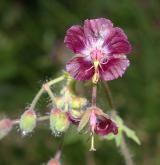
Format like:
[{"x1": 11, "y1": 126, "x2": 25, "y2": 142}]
[
  {"x1": 12, "y1": 115, "x2": 49, "y2": 126},
  {"x1": 30, "y1": 75, "x2": 65, "y2": 110},
  {"x1": 90, "y1": 84, "x2": 97, "y2": 151},
  {"x1": 92, "y1": 85, "x2": 97, "y2": 106},
  {"x1": 90, "y1": 133, "x2": 96, "y2": 151},
  {"x1": 102, "y1": 82, "x2": 134, "y2": 165}
]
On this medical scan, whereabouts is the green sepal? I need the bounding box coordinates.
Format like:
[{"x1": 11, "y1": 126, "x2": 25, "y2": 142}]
[
  {"x1": 20, "y1": 110, "x2": 36, "y2": 134},
  {"x1": 78, "y1": 110, "x2": 91, "y2": 132},
  {"x1": 123, "y1": 126, "x2": 141, "y2": 145},
  {"x1": 50, "y1": 110, "x2": 69, "y2": 133}
]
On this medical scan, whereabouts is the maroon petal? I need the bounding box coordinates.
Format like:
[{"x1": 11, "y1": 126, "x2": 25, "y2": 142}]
[
  {"x1": 95, "y1": 117, "x2": 118, "y2": 136},
  {"x1": 66, "y1": 56, "x2": 94, "y2": 81},
  {"x1": 84, "y1": 18, "x2": 113, "y2": 46},
  {"x1": 103, "y1": 27, "x2": 132, "y2": 55},
  {"x1": 100, "y1": 56, "x2": 130, "y2": 81},
  {"x1": 64, "y1": 25, "x2": 86, "y2": 54},
  {"x1": 67, "y1": 112, "x2": 81, "y2": 125}
]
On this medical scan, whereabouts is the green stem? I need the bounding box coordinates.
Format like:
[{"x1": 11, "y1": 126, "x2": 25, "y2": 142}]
[
  {"x1": 30, "y1": 75, "x2": 65, "y2": 110},
  {"x1": 47, "y1": 75, "x2": 65, "y2": 86},
  {"x1": 30, "y1": 88, "x2": 44, "y2": 110},
  {"x1": 12, "y1": 115, "x2": 49, "y2": 125},
  {"x1": 86, "y1": 151, "x2": 96, "y2": 165},
  {"x1": 46, "y1": 86, "x2": 57, "y2": 106},
  {"x1": 92, "y1": 85, "x2": 97, "y2": 106},
  {"x1": 102, "y1": 82, "x2": 134, "y2": 165}
]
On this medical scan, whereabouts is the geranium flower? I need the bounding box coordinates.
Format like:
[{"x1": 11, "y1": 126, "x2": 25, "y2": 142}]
[
  {"x1": 64, "y1": 18, "x2": 132, "y2": 83},
  {"x1": 78, "y1": 106, "x2": 118, "y2": 151},
  {"x1": 94, "y1": 116, "x2": 118, "y2": 136},
  {"x1": 78, "y1": 106, "x2": 118, "y2": 136}
]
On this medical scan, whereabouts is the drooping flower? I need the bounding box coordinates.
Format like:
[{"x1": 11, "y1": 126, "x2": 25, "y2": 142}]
[
  {"x1": 78, "y1": 106, "x2": 118, "y2": 136},
  {"x1": 78, "y1": 106, "x2": 118, "y2": 151},
  {"x1": 64, "y1": 18, "x2": 132, "y2": 83},
  {"x1": 94, "y1": 116, "x2": 118, "y2": 136}
]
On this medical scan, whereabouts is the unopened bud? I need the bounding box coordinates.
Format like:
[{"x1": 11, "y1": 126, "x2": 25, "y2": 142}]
[
  {"x1": 55, "y1": 97, "x2": 64, "y2": 109},
  {"x1": 47, "y1": 159, "x2": 61, "y2": 165},
  {"x1": 20, "y1": 109, "x2": 36, "y2": 134},
  {"x1": 71, "y1": 97, "x2": 87, "y2": 109},
  {"x1": 47, "y1": 151, "x2": 61, "y2": 165},
  {"x1": 0, "y1": 118, "x2": 12, "y2": 140},
  {"x1": 50, "y1": 109, "x2": 69, "y2": 133}
]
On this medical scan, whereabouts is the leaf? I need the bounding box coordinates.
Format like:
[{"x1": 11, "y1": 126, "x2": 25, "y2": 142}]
[
  {"x1": 115, "y1": 115, "x2": 124, "y2": 127},
  {"x1": 123, "y1": 126, "x2": 141, "y2": 145},
  {"x1": 115, "y1": 132, "x2": 123, "y2": 146},
  {"x1": 78, "y1": 110, "x2": 91, "y2": 132},
  {"x1": 102, "y1": 114, "x2": 141, "y2": 146},
  {"x1": 103, "y1": 129, "x2": 123, "y2": 146},
  {"x1": 105, "y1": 133, "x2": 115, "y2": 140}
]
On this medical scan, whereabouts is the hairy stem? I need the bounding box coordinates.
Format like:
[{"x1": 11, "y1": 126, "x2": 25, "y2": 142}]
[
  {"x1": 120, "y1": 135, "x2": 134, "y2": 165},
  {"x1": 102, "y1": 82, "x2": 134, "y2": 165},
  {"x1": 30, "y1": 88, "x2": 44, "y2": 110},
  {"x1": 44, "y1": 84, "x2": 57, "y2": 107},
  {"x1": 92, "y1": 85, "x2": 97, "y2": 106},
  {"x1": 30, "y1": 75, "x2": 65, "y2": 110},
  {"x1": 12, "y1": 115, "x2": 49, "y2": 125},
  {"x1": 86, "y1": 152, "x2": 96, "y2": 165},
  {"x1": 54, "y1": 150, "x2": 61, "y2": 161}
]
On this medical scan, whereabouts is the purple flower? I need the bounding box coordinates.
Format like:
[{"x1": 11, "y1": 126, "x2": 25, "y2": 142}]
[
  {"x1": 89, "y1": 108, "x2": 118, "y2": 136},
  {"x1": 64, "y1": 18, "x2": 132, "y2": 83},
  {"x1": 94, "y1": 116, "x2": 118, "y2": 136},
  {"x1": 67, "y1": 111, "x2": 81, "y2": 125},
  {"x1": 78, "y1": 106, "x2": 118, "y2": 136}
]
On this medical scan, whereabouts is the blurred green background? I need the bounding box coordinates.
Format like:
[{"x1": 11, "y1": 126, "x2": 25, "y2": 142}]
[{"x1": 0, "y1": 0, "x2": 160, "y2": 164}]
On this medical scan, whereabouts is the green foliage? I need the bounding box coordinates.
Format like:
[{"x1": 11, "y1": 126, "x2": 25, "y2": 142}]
[
  {"x1": 123, "y1": 126, "x2": 141, "y2": 145},
  {"x1": 105, "y1": 115, "x2": 140, "y2": 146},
  {"x1": 78, "y1": 110, "x2": 91, "y2": 132}
]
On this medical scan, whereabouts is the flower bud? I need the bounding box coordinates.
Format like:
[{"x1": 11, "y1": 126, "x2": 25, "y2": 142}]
[
  {"x1": 47, "y1": 159, "x2": 61, "y2": 165},
  {"x1": 47, "y1": 151, "x2": 61, "y2": 165},
  {"x1": 55, "y1": 97, "x2": 64, "y2": 109},
  {"x1": 71, "y1": 97, "x2": 87, "y2": 109},
  {"x1": 50, "y1": 108, "x2": 69, "y2": 134},
  {"x1": 0, "y1": 118, "x2": 12, "y2": 140},
  {"x1": 20, "y1": 109, "x2": 36, "y2": 134}
]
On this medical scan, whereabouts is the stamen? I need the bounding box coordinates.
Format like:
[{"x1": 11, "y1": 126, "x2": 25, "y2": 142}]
[
  {"x1": 100, "y1": 60, "x2": 108, "y2": 65},
  {"x1": 98, "y1": 63, "x2": 104, "y2": 72},
  {"x1": 92, "y1": 60, "x2": 100, "y2": 84},
  {"x1": 93, "y1": 60, "x2": 99, "y2": 69},
  {"x1": 92, "y1": 71, "x2": 99, "y2": 84},
  {"x1": 90, "y1": 134, "x2": 96, "y2": 151},
  {"x1": 85, "y1": 65, "x2": 94, "y2": 73}
]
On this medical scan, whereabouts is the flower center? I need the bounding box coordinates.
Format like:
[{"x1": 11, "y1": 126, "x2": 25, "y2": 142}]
[
  {"x1": 90, "y1": 48, "x2": 104, "y2": 61},
  {"x1": 90, "y1": 49, "x2": 105, "y2": 84}
]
